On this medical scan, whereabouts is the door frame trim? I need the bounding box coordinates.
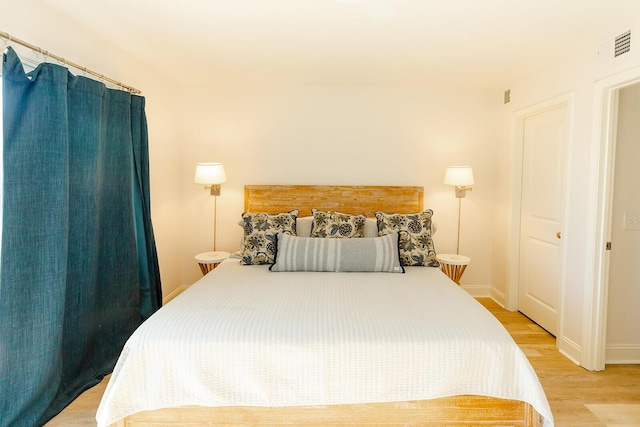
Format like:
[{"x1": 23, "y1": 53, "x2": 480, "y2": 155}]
[
  {"x1": 507, "y1": 93, "x2": 574, "y2": 351},
  {"x1": 583, "y1": 66, "x2": 640, "y2": 371}
]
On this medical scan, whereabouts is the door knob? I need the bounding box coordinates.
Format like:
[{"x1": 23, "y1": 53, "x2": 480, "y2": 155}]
[{"x1": 556, "y1": 232, "x2": 562, "y2": 239}]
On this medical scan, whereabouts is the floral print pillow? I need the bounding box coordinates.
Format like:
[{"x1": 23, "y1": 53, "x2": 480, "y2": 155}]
[
  {"x1": 375, "y1": 210, "x2": 439, "y2": 267},
  {"x1": 310, "y1": 208, "x2": 366, "y2": 238},
  {"x1": 240, "y1": 210, "x2": 299, "y2": 265}
]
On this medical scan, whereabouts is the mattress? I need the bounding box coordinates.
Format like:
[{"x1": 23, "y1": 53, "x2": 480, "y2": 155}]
[{"x1": 96, "y1": 258, "x2": 553, "y2": 426}]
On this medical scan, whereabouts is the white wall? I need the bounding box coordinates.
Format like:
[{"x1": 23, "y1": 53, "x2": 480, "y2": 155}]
[
  {"x1": 178, "y1": 83, "x2": 504, "y2": 290},
  {"x1": 3, "y1": 1, "x2": 507, "y2": 299},
  {"x1": 5, "y1": 0, "x2": 638, "y2": 370},
  {"x1": 503, "y1": 25, "x2": 640, "y2": 365},
  {"x1": 1, "y1": 0, "x2": 184, "y2": 295},
  {"x1": 606, "y1": 83, "x2": 640, "y2": 363}
]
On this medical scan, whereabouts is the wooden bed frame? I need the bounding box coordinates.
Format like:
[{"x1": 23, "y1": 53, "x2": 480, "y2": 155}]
[
  {"x1": 243, "y1": 184, "x2": 424, "y2": 217},
  {"x1": 113, "y1": 185, "x2": 544, "y2": 427},
  {"x1": 117, "y1": 395, "x2": 541, "y2": 426}
]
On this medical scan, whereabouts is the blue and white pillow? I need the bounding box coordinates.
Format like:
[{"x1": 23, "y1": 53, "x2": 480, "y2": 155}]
[
  {"x1": 240, "y1": 210, "x2": 298, "y2": 265},
  {"x1": 375, "y1": 210, "x2": 439, "y2": 267},
  {"x1": 310, "y1": 208, "x2": 366, "y2": 238}
]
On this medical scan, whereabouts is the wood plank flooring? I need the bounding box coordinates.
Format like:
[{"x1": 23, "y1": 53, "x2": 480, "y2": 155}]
[
  {"x1": 480, "y1": 298, "x2": 640, "y2": 426},
  {"x1": 45, "y1": 298, "x2": 640, "y2": 427}
]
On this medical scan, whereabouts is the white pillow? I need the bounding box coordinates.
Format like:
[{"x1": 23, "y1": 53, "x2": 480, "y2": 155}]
[
  {"x1": 363, "y1": 218, "x2": 378, "y2": 238},
  {"x1": 296, "y1": 216, "x2": 313, "y2": 237}
]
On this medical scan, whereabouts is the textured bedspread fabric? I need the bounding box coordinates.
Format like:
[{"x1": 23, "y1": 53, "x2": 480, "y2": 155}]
[{"x1": 96, "y1": 259, "x2": 553, "y2": 426}]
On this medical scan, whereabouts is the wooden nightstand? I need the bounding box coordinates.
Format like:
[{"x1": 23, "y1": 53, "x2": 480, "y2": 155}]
[
  {"x1": 437, "y1": 253, "x2": 470, "y2": 285},
  {"x1": 195, "y1": 251, "x2": 230, "y2": 275}
]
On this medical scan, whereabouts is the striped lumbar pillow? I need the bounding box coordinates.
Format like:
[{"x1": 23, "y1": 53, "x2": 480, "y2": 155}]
[{"x1": 270, "y1": 231, "x2": 403, "y2": 273}]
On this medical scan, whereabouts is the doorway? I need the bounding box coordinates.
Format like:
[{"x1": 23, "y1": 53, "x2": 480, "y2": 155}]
[
  {"x1": 603, "y1": 83, "x2": 640, "y2": 364},
  {"x1": 586, "y1": 66, "x2": 640, "y2": 371}
]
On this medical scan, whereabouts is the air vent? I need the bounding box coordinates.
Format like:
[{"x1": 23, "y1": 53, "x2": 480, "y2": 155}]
[
  {"x1": 615, "y1": 31, "x2": 631, "y2": 57},
  {"x1": 504, "y1": 89, "x2": 511, "y2": 104}
]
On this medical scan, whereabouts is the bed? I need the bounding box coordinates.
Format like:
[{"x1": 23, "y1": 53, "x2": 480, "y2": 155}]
[{"x1": 96, "y1": 185, "x2": 553, "y2": 427}]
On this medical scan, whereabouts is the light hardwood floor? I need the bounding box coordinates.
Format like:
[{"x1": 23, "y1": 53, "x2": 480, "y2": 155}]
[
  {"x1": 481, "y1": 298, "x2": 640, "y2": 426},
  {"x1": 45, "y1": 298, "x2": 640, "y2": 427}
]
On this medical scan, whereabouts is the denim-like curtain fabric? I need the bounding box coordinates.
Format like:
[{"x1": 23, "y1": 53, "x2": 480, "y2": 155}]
[
  {"x1": 0, "y1": 47, "x2": 162, "y2": 426},
  {"x1": 130, "y1": 96, "x2": 162, "y2": 318}
]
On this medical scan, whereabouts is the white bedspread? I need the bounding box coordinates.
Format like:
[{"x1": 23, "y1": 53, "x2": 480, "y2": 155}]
[{"x1": 96, "y1": 259, "x2": 553, "y2": 426}]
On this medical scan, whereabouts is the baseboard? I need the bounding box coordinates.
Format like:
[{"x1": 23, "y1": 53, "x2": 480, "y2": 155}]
[
  {"x1": 162, "y1": 285, "x2": 189, "y2": 305},
  {"x1": 605, "y1": 345, "x2": 640, "y2": 364},
  {"x1": 460, "y1": 284, "x2": 491, "y2": 297},
  {"x1": 489, "y1": 288, "x2": 507, "y2": 308},
  {"x1": 558, "y1": 335, "x2": 581, "y2": 366}
]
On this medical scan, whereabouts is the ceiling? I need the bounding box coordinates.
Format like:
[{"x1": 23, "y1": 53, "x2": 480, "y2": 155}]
[{"x1": 41, "y1": 0, "x2": 640, "y2": 87}]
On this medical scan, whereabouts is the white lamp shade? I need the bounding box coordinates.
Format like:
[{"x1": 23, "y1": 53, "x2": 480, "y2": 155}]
[
  {"x1": 194, "y1": 163, "x2": 227, "y2": 185},
  {"x1": 444, "y1": 166, "x2": 474, "y2": 186}
]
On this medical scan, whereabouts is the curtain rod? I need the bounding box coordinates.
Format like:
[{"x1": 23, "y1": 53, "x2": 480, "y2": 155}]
[{"x1": 0, "y1": 30, "x2": 141, "y2": 95}]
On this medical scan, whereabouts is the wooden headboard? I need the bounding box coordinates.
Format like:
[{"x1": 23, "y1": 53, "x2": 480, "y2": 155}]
[{"x1": 244, "y1": 185, "x2": 424, "y2": 217}]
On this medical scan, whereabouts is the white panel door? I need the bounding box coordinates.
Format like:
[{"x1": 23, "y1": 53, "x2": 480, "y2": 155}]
[{"x1": 518, "y1": 104, "x2": 567, "y2": 335}]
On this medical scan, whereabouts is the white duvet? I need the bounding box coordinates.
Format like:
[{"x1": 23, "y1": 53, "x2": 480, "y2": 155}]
[{"x1": 96, "y1": 259, "x2": 553, "y2": 426}]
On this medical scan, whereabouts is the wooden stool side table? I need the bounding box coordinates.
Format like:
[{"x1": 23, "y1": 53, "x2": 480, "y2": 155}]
[
  {"x1": 195, "y1": 251, "x2": 230, "y2": 275},
  {"x1": 437, "y1": 254, "x2": 471, "y2": 285}
]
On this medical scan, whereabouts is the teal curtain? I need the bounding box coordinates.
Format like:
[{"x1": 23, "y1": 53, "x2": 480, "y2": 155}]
[{"x1": 0, "y1": 47, "x2": 161, "y2": 426}]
